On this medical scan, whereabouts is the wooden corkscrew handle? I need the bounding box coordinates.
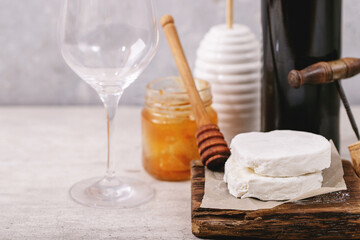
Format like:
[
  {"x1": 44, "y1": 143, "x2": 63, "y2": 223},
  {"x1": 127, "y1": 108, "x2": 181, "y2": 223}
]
[
  {"x1": 161, "y1": 15, "x2": 230, "y2": 171},
  {"x1": 288, "y1": 58, "x2": 360, "y2": 88}
]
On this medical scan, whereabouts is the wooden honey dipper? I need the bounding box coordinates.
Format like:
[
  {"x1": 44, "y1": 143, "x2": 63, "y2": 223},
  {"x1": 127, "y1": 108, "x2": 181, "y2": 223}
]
[
  {"x1": 288, "y1": 57, "x2": 360, "y2": 176},
  {"x1": 161, "y1": 15, "x2": 230, "y2": 171}
]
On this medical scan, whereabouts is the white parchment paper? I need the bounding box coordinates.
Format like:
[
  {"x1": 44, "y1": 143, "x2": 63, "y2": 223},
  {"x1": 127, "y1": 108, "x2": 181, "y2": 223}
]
[{"x1": 201, "y1": 141, "x2": 347, "y2": 210}]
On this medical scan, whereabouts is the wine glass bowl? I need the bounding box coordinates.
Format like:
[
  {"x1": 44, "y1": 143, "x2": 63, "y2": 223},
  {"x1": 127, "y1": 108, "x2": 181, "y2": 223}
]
[
  {"x1": 59, "y1": 0, "x2": 158, "y2": 208},
  {"x1": 61, "y1": 0, "x2": 158, "y2": 91}
]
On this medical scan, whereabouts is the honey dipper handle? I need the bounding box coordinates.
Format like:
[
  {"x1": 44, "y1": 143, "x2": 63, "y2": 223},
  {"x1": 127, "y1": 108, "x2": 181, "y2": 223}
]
[
  {"x1": 161, "y1": 15, "x2": 212, "y2": 127},
  {"x1": 288, "y1": 57, "x2": 360, "y2": 88}
]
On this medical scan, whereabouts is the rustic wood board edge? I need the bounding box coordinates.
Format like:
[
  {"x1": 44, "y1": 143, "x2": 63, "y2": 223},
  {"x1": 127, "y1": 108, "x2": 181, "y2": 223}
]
[{"x1": 191, "y1": 160, "x2": 360, "y2": 239}]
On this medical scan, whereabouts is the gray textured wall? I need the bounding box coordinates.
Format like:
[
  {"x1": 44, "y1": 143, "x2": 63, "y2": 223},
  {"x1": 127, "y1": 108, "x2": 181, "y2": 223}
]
[{"x1": 0, "y1": 0, "x2": 359, "y2": 105}]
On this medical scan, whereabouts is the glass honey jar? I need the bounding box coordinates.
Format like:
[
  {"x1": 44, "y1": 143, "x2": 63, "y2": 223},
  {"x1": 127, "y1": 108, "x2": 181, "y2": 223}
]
[{"x1": 142, "y1": 76, "x2": 217, "y2": 181}]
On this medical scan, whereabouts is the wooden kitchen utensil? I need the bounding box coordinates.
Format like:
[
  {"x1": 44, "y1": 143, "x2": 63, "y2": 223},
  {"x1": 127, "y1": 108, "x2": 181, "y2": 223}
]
[
  {"x1": 226, "y1": 0, "x2": 233, "y2": 29},
  {"x1": 288, "y1": 57, "x2": 360, "y2": 89},
  {"x1": 288, "y1": 57, "x2": 360, "y2": 176},
  {"x1": 161, "y1": 15, "x2": 230, "y2": 171}
]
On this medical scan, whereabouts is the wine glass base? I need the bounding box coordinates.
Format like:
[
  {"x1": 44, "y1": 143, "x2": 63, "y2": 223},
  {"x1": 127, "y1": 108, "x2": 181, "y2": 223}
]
[{"x1": 69, "y1": 176, "x2": 154, "y2": 208}]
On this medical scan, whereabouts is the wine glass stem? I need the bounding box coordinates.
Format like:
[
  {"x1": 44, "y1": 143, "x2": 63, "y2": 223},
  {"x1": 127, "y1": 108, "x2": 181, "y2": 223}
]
[{"x1": 100, "y1": 93, "x2": 122, "y2": 179}]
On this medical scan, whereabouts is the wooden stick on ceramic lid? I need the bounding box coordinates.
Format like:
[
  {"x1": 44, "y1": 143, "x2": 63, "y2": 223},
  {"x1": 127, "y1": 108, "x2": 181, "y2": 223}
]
[
  {"x1": 227, "y1": 0, "x2": 233, "y2": 29},
  {"x1": 161, "y1": 15, "x2": 230, "y2": 171}
]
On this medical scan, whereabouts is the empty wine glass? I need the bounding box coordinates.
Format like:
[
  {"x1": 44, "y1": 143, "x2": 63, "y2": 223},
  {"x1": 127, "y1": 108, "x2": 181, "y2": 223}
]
[{"x1": 59, "y1": 0, "x2": 159, "y2": 208}]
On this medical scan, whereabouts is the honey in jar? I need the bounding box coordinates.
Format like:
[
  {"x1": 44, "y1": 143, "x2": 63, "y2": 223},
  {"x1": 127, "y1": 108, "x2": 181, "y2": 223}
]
[{"x1": 142, "y1": 76, "x2": 217, "y2": 181}]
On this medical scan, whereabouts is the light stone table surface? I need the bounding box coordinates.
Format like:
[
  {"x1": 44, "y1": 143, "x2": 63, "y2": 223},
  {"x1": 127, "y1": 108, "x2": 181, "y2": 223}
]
[{"x1": 0, "y1": 106, "x2": 359, "y2": 240}]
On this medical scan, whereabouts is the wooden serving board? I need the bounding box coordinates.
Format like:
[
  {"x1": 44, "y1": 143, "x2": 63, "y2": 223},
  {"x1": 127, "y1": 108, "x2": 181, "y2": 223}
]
[{"x1": 191, "y1": 160, "x2": 360, "y2": 239}]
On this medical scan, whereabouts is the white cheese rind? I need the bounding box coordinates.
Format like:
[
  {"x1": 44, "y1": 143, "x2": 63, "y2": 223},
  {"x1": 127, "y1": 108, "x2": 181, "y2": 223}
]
[
  {"x1": 224, "y1": 155, "x2": 323, "y2": 200},
  {"x1": 230, "y1": 130, "x2": 331, "y2": 177}
]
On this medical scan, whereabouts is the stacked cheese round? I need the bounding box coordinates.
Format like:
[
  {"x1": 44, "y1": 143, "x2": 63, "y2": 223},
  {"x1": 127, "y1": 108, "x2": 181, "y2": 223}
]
[
  {"x1": 194, "y1": 24, "x2": 261, "y2": 143},
  {"x1": 224, "y1": 130, "x2": 332, "y2": 200}
]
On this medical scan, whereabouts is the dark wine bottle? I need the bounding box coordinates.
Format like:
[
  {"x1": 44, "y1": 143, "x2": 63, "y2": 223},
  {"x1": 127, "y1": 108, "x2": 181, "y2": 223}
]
[{"x1": 261, "y1": 0, "x2": 342, "y2": 148}]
